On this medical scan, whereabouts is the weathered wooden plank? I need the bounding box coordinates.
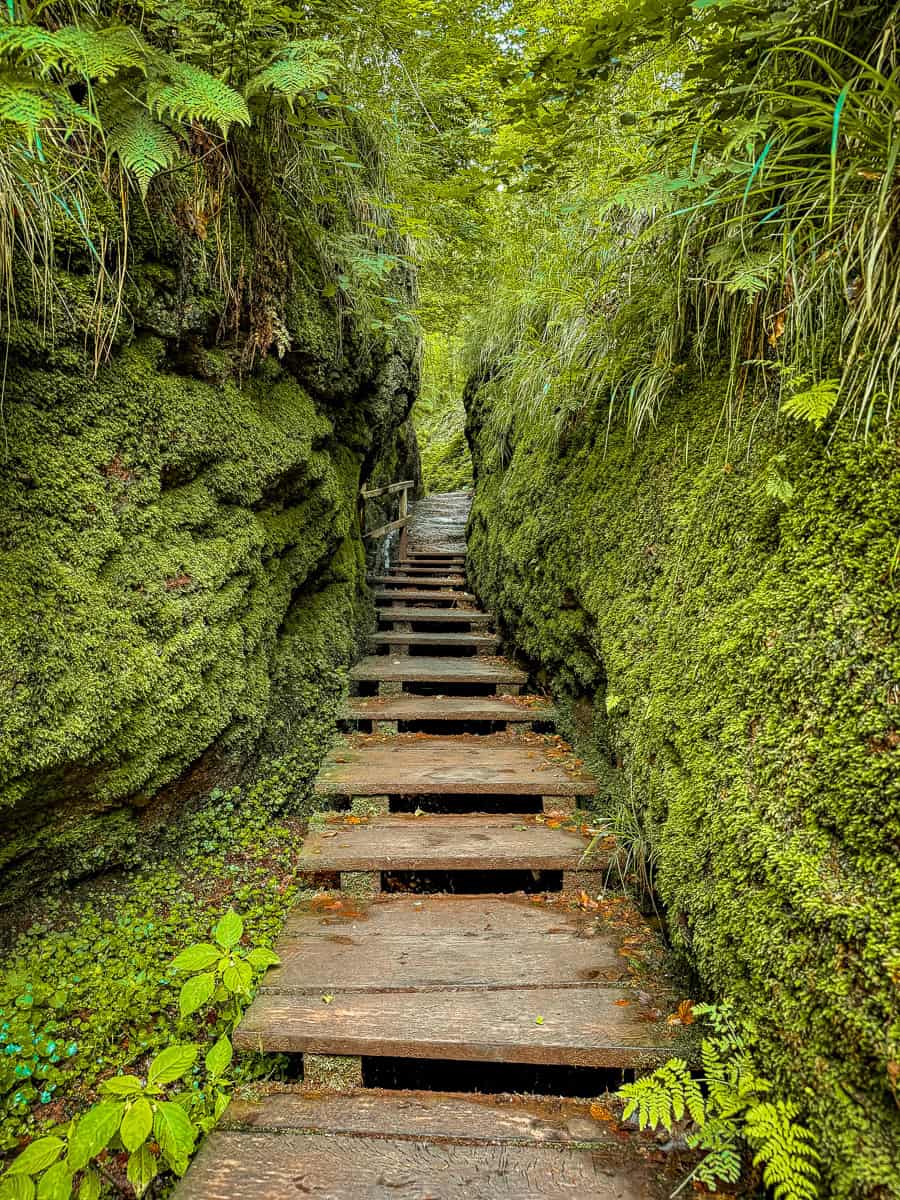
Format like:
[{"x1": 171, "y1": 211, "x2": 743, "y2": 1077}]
[
  {"x1": 376, "y1": 605, "x2": 492, "y2": 624},
  {"x1": 259, "y1": 895, "x2": 628, "y2": 991},
  {"x1": 315, "y1": 736, "x2": 594, "y2": 796},
  {"x1": 299, "y1": 815, "x2": 605, "y2": 871},
  {"x1": 372, "y1": 588, "x2": 477, "y2": 603},
  {"x1": 369, "y1": 631, "x2": 499, "y2": 649},
  {"x1": 233, "y1": 984, "x2": 671, "y2": 1066},
  {"x1": 349, "y1": 656, "x2": 525, "y2": 685},
  {"x1": 363, "y1": 516, "x2": 409, "y2": 540},
  {"x1": 344, "y1": 695, "x2": 552, "y2": 723},
  {"x1": 368, "y1": 575, "x2": 468, "y2": 586},
  {"x1": 360, "y1": 480, "x2": 415, "y2": 499},
  {"x1": 173, "y1": 1129, "x2": 672, "y2": 1200}
]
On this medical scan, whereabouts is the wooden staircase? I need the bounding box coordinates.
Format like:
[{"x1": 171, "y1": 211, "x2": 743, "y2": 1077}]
[{"x1": 174, "y1": 490, "x2": 681, "y2": 1199}]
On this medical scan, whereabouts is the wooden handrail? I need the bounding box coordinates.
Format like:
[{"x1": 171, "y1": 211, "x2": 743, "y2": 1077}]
[{"x1": 361, "y1": 479, "x2": 411, "y2": 554}]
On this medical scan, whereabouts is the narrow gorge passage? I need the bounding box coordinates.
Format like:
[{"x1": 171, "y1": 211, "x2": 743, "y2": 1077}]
[{"x1": 173, "y1": 493, "x2": 684, "y2": 1199}]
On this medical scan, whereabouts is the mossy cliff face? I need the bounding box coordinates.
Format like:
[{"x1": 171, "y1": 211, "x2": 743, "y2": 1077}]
[
  {"x1": 0, "y1": 169, "x2": 419, "y2": 899},
  {"x1": 465, "y1": 379, "x2": 900, "y2": 1197}
]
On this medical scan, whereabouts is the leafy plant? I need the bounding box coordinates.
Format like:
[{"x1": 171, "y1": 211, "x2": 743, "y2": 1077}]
[
  {"x1": 619, "y1": 1002, "x2": 821, "y2": 1198},
  {"x1": 170, "y1": 908, "x2": 279, "y2": 1026}
]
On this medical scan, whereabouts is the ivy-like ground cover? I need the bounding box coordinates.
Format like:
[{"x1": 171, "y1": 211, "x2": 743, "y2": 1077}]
[{"x1": 466, "y1": 376, "x2": 900, "y2": 1199}]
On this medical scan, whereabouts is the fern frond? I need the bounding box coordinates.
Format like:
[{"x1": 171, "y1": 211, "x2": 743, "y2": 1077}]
[
  {"x1": 780, "y1": 377, "x2": 840, "y2": 428},
  {"x1": 106, "y1": 105, "x2": 179, "y2": 195},
  {"x1": 620, "y1": 1058, "x2": 703, "y2": 1130},
  {"x1": 0, "y1": 76, "x2": 52, "y2": 135},
  {"x1": 744, "y1": 1101, "x2": 821, "y2": 1200},
  {"x1": 149, "y1": 60, "x2": 249, "y2": 134},
  {"x1": 247, "y1": 38, "x2": 338, "y2": 104},
  {"x1": 51, "y1": 25, "x2": 147, "y2": 83}
]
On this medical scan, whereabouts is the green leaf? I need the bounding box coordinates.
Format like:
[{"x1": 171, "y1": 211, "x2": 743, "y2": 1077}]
[
  {"x1": 35, "y1": 1162, "x2": 71, "y2": 1200},
  {"x1": 147, "y1": 1043, "x2": 198, "y2": 1087},
  {"x1": 67, "y1": 1101, "x2": 123, "y2": 1171},
  {"x1": 246, "y1": 948, "x2": 280, "y2": 971},
  {"x1": 120, "y1": 1096, "x2": 153, "y2": 1153},
  {"x1": 7, "y1": 1138, "x2": 64, "y2": 1176},
  {"x1": 77, "y1": 1171, "x2": 101, "y2": 1200},
  {"x1": 153, "y1": 1101, "x2": 197, "y2": 1169},
  {"x1": 99, "y1": 1075, "x2": 142, "y2": 1096},
  {"x1": 170, "y1": 943, "x2": 220, "y2": 972},
  {"x1": 125, "y1": 1145, "x2": 157, "y2": 1198},
  {"x1": 204, "y1": 1036, "x2": 233, "y2": 1078},
  {"x1": 213, "y1": 910, "x2": 244, "y2": 950},
  {"x1": 179, "y1": 971, "x2": 215, "y2": 1017},
  {"x1": 0, "y1": 1176, "x2": 35, "y2": 1200},
  {"x1": 222, "y1": 959, "x2": 253, "y2": 995}
]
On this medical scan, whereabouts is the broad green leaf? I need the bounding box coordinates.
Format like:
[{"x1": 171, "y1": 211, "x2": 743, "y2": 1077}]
[
  {"x1": 179, "y1": 971, "x2": 215, "y2": 1017},
  {"x1": 0, "y1": 1176, "x2": 35, "y2": 1200},
  {"x1": 126, "y1": 1145, "x2": 157, "y2": 1198},
  {"x1": 246, "y1": 948, "x2": 280, "y2": 970},
  {"x1": 147, "y1": 1043, "x2": 198, "y2": 1087},
  {"x1": 213, "y1": 1090, "x2": 230, "y2": 1121},
  {"x1": 67, "y1": 1101, "x2": 123, "y2": 1170},
  {"x1": 213, "y1": 909, "x2": 244, "y2": 949},
  {"x1": 153, "y1": 1101, "x2": 197, "y2": 1167},
  {"x1": 99, "y1": 1075, "x2": 142, "y2": 1096},
  {"x1": 7, "y1": 1138, "x2": 64, "y2": 1176},
  {"x1": 170, "y1": 943, "x2": 220, "y2": 972},
  {"x1": 204, "y1": 1036, "x2": 233, "y2": 1078},
  {"x1": 77, "y1": 1171, "x2": 101, "y2": 1200},
  {"x1": 120, "y1": 1096, "x2": 153, "y2": 1152},
  {"x1": 35, "y1": 1162, "x2": 71, "y2": 1200},
  {"x1": 222, "y1": 959, "x2": 253, "y2": 995}
]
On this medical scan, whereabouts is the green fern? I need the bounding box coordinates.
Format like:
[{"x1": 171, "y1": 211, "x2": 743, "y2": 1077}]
[
  {"x1": 247, "y1": 39, "x2": 338, "y2": 104},
  {"x1": 149, "y1": 60, "x2": 249, "y2": 134},
  {"x1": 50, "y1": 26, "x2": 147, "y2": 83},
  {"x1": 620, "y1": 1057, "x2": 705, "y2": 1129},
  {"x1": 780, "y1": 377, "x2": 840, "y2": 428},
  {"x1": 0, "y1": 76, "x2": 52, "y2": 136},
  {"x1": 106, "y1": 105, "x2": 180, "y2": 195},
  {"x1": 745, "y1": 1101, "x2": 821, "y2": 1200}
]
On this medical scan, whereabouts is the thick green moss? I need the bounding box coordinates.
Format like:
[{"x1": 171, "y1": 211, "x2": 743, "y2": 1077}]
[
  {"x1": 0, "y1": 167, "x2": 419, "y2": 899},
  {"x1": 466, "y1": 380, "x2": 900, "y2": 1198}
]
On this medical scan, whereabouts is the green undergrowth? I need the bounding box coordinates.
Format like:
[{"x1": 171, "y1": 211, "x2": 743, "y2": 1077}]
[
  {"x1": 0, "y1": 772, "x2": 309, "y2": 1175},
  {"x1": 466, "y1": 374, "x2": 900, "y2": 1198},
  {"x1": 412, "y1": 333, "x2": 473, "y2": 493}
]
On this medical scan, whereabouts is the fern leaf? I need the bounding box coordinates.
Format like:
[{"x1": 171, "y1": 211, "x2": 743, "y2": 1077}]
[
  {"x1": 0, "y1": 23, "x2": 59, "y2": 62},
  {"x1": 149, "y1": 60, "x2": 249, "y2": 134},
  {"x1": 620, "y1": 1058, "x2": 701, "y2": 1131},
  {"x1": 247, "y1": 39, "x2": 338, "y2": 104},
  {"x1": 106, "y1": 106, "x2": 179, "y2": 196},
  {"x1": 744, "y1": 1101, "x2": 821, "y2": 1200},
  {"x1": 0, "y1": 77, "x2": 52, "y2": 135},
  {"x1": 50, "y1": 25, "x2": 147, "y2": 83},
  {"x1": 780, "y1": 378, "x2": 839, "y2": 428}
]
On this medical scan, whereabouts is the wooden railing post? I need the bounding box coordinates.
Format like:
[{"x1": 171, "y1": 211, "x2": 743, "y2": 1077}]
[
  {"x1": 359, "y1": 479, "x2": 414, "y2": 555},
  {"x1": 398, "y1": 483, "x2": 409, "y2": 561}
]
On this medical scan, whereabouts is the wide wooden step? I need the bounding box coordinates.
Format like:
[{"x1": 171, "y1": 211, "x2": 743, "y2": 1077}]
[
  {"x1": 253, "y1": 894, "x2": 635, "y2": 990},
  {"x1": 298, "y1": 815, "x2": 604, "y2": 870},
  {"x1": 344, "y1": 694, "x2": 553, "y2": 724},
  {"x1": 234, "y1": 982, "x2": 669, "y2": 1068},
  {"x1": 175, "y1": 1088, "x2": 679, "y2": 1200},
  {"x1": 369, "y1": 631, "x2": 499, "y2": 650},
  {"x1": 390, "y1": 565, "x2": 468, "y2": 575},
  {"x1": 373, "y1": 588, "x2": 477, "y2": 603},
  {"x1": 376, "y1": 605, "x2": 492, "y2": 624},
  {"x1": 316, "y1": 734, "x2": 596, "y2": 797},
  {"x1": 368, "y1": 575, "x2": 467, "y2": 587},
  {"x1": 350, "y1": 655, "x2": 525, "y2": 686}
]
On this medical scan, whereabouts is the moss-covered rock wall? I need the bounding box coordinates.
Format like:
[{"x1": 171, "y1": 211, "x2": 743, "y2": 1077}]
[
  {"x1": 465, "y1": 377, "x2": 900, "y2": 1197},
  {"x1": 0, "y1": 161, "x2": 419, "y2": 900}
]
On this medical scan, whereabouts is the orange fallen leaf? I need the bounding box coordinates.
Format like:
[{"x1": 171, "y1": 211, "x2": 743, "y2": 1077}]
[
  {"x1": 589, "y1": 1102, "x2": 616, "y2": 1122},
  {"x1": 667, "y1": 999, "x2": 696, "y2": 1026}
]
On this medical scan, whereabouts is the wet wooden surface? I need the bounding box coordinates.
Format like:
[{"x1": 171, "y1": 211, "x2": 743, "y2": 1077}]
[
  {"x1": 373, "y1": 588, "x2": 478, "y2": 603},
  {"x1": 316, "y1": 735, "x2": 595, "y2": 796},
  {"x1": 233, "y1": 983, "x2": 671, "y2": 1066},
  {"x1": 369, "y1": 631, "x2": 499, "y2": 649},
  {"x1": 299, "y1": 815, "x2": 605, "y2": 872},
  {"x1": 174, "y1": 1128, "x2": 674, "y2": 1200},
  {"x1": 405, "y1": 490, "x2": 472, "y2": 556},
  {"x1": 350, "y1": 655, "x2": 526, "y2": 684},
  {"x1": 344, "y1": 695, "x2": 553, "y2": 723},
  {"x1": 368, "y1": 575, "x2": 467, "y2": 587},
  {"x1": 376, "y1": 605, "x2": 492, "y2": 624}
]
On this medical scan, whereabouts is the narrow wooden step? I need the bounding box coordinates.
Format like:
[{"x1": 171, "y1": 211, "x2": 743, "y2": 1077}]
[
  {"x1": 234, "y1": 981, "x2": 669, "y2": 1068},
  {"x1": 373, "y1": 588, "x2": 477, "y2": 603},
  {"x1": 369, "y1": 631, "x2": 499, "y2": 650},
  {"x1": 299, "y1": 815, "x2": 603, "y2": 870},
  {"x1": 175, "y1": 1089, "x2": 679, "y2": 1200},
  {"x1": 316, "y1": 735, "x2": 595, "y2": 797},
  {"x1": 390, "y1": 565, "x2": 468, "y2": 575},
  {"x1": 376, "y1": 605, "x2": 492, "y2": 625},
  {"x1": 256, "y1": 894, "x2": 634, "y2": 990},
  {"x1": 345, "y1": 694, "x2": 553, "y2": 724},
  {"x1": 368, "y1": 575, "x2": 468, "y2": 587},
  {"x1": 350, "y1": 655, "x2": 525, "y2": 686}
]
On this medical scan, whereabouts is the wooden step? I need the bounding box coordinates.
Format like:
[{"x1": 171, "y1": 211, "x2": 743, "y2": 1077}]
[
  {"x1": 376, "y1": 605, "x2": 492, "y2": 625},
  {"x1": 350, "y1": 655, "x2": 525, "y2": 687},
  {"x1": 344, "y1": 694, "x2": 553, "y2": 724},
  {"x1": 234, "y1": 980, "x2": 669, "y2": 1068},
  {"x1": 368, "y1": 575, "x2": 468, "y2": 587},
  {"x1": 255, "y1": 894, "x2": 635, "y2": 990},
  {"x1": 316, "y1": 735, "x2": 596, "y2": 797},
  {"x1": 373, "y1": 588, "x2": 477, "y2": 603},
  {"x1": 175, "y1": 1089, "x2": 679, "y2": 1199},
  {"x1": 369, "y1": 631, "x2": 498, "y2": 650},
  {"x1": 390, "y1": 565, "x2": 468, "y2": 575},
  {"x1": 298, "y1": 815, "x2": 604, "y2": 870}
]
